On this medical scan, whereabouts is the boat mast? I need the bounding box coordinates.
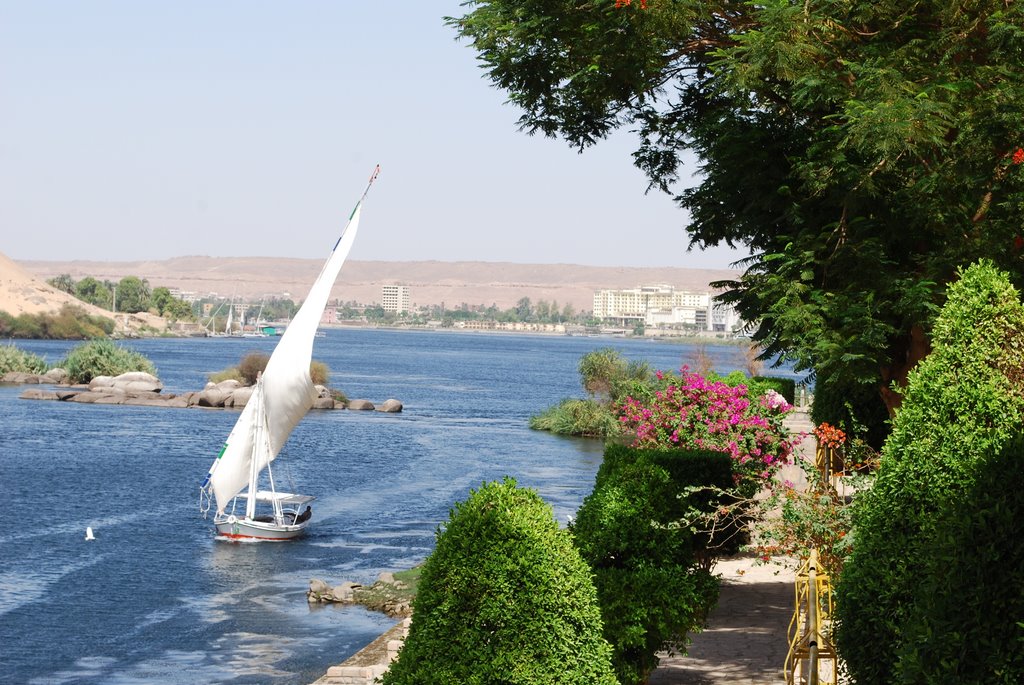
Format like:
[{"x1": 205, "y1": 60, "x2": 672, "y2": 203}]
[{"x1": 245, "y1": 377, "x2": 265, "y2": 520}]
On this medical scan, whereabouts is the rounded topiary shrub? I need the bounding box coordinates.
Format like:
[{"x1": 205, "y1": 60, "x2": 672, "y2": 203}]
[
  {"x1": 894, "y1": 435, "x2": 1024, "y2": 684},
  {"x1": 835, "y1": 261, "x2": 1024, "y2": 684},
  {"x1": 572, "y1": 445, "x2": 728, "y2": 685},
  {"x1": 382, "y1": 478, "x2": 617, "y2": 685}
]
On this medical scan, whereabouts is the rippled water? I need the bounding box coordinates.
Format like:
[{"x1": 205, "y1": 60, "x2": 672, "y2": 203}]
[{"x1": 0, "y1": 329, "x2": 795, "y2": 684}]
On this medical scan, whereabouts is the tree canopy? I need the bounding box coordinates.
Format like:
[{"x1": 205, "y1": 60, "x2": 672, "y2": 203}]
[{"x1": 448, "y1": 0, "x2": 1024, "y2": 412}]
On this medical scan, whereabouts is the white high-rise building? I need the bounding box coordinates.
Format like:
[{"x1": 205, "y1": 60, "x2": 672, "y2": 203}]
[
  {"x1": 381, "y1": 285, "x2": 410, "y2": 313},
  {"x1": 592, "y1": 284, "x2": 741, "y2": 332}
]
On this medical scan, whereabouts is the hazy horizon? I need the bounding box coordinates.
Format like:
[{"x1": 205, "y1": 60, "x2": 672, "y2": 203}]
[{"x1": 1, "y1": 2, "x2": 750, "y2": 271}]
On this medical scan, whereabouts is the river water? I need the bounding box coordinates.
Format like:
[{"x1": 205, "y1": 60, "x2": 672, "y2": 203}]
[{"x1": 0, "y1": 329, "x2": 798, "y2": 684}]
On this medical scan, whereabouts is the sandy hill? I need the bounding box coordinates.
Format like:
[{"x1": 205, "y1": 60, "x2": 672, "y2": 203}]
[
  {"x1": 19, "y1": 256, "x2": 741, "y2": 311},
  {"x1": 0, "y1": 252, "x2": 166, "y2": 332}
]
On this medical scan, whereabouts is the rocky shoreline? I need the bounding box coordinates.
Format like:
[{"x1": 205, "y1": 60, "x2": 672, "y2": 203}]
[
  {"x1": 4, "y1": 370, "x2": 403, "y2": 412},
  {"x1": 307, "y1": 571, "x2": 417, "y2": 685}
]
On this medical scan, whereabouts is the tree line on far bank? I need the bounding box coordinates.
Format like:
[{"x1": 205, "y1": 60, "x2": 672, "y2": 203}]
[{"x1": 47, "y1": 273, "x2": 194, "y2": 320}]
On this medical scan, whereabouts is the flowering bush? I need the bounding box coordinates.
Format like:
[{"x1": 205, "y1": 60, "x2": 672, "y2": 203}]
[
  {"x1": 813, "y1": 422, "x2": 846, "y2": 449},
  {"x1": 750, "y1": 468, "x2": 857, "y2": 579},
  {"x1": 617, "y1": 367, "x2": 800, "y2": 492}
]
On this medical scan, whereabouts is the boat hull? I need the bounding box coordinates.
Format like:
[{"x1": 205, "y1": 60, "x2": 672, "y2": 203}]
[{"x1": 214, "y1": 515, "x2": 310, "y2": 541}]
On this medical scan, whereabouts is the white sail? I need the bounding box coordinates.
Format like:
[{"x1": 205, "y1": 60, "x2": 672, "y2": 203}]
[{"x1": 202, "y1": 193, "x2": 368, "y2": 514}]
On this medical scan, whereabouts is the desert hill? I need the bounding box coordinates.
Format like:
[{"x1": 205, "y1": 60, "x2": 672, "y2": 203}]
[
  {"x1": 0, "y1": 252, "x2": 166, "y2": 332},
  {"x1": 18, "y1": 256, "x2": 741, "y2": 311}
]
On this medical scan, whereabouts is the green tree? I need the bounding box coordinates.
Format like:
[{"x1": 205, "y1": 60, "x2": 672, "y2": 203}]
[
  {"x1": 514, "y1": 296, "x2": 532, "y2": 321},
  {"x1": 114, "y1": 276, "x2": 150, "y2": 314},
  {"x1": 74, "y1": 276, "x2": 112, "y2": 309},
  {"x1": 834, "y1": 261, "x2": 1024, "y2": 683},
  {"x1": 150, "y1": 287, "x2": 175, "y2": 316},
  {"x1": 47, "y1": 273, "x2": 76, "y2": 294},
  {"x1": 382, "y1": 478, "x2": 618, "y2": 685},
  {"x1": 448, "y1": 1, "x2": 1024, "y2": 416}
]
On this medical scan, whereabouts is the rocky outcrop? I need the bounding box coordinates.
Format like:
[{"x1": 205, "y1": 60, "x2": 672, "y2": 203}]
[
  {"x1": 307, "y1": 572, "x2": 412, "y2": 618},
  {"x1": 12, "y1": 371, "x2": 401, "y2": 412},
  {"x1": 347, "y1": 399, "x2": 375, "y2": 411},
  {"x1": 376, "y1": 399, "x2": 403, "y2": 413}
]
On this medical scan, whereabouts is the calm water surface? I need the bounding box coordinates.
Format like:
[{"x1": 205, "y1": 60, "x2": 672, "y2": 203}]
[{"x1": 0, "y1": 329, "x2": 798, "y2": 684}]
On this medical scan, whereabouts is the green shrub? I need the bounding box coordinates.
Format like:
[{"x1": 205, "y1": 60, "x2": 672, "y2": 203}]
[
  {"x1": 59, "y1": 339, "x2": 158, "y2": 383},
  {"x1": 810, "y1": 373, "x2": 890, "y2": 452},
  {"x1": 211, "y1": 352, "x2": 332, "y2": 387},
  {"x1": 579, "y1": 347, "x2": 651, "y2": 402},
  {"x1": 894, "y1": 435, "x2": 1024, "y2": 684},
  {"x1": 0, "y1": 306, "x2": 113, "y2": 340},
  {"x1": 749, "y1": 375, "x2": 796, "y2": 404},
  {"x1": 309, "y1": 360, "x2": 330, "y2": 386},
  {"x1": 835, "y1": 261, "x2": 1024, "y2": 684},
  {"x1": 0, "y1": 344, "x2": 49, "y2": 375},
  {"x1": 572, "y1": 444, "x2": 733, "y2": 684},
  {"x1": 208, "y1": 367, "x2": 244, "y2": 384},
  {"x1": 382, "y1": 478, "x2": 617, "y2": 685},
  {"x1": 238, "y1": 352, "x2": 270, "y2": 385},
  {"x1": 529, "y1": 398, "x2": 624, "y2": 437}
]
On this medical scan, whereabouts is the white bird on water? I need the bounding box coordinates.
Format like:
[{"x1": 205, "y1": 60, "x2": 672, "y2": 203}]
[{"x1": 85, "y1": 527, "x2": 95, "y2": 541}]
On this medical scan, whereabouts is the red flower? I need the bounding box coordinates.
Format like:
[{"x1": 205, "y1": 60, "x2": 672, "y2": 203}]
[
  {"x1": 814, "y1": 422, "x2": 846, "y2": 449},
  {"x1": 1013, "y1": 148, "x2": 1024, "y2": 165},
  {"x1": 614, "y1": 0, "x2": 631, "y2": 7}
]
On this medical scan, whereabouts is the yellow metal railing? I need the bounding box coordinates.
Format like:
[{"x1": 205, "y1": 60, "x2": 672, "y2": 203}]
[{"x1": 785, "y1": 550, "x2": 838, "y2": 685}]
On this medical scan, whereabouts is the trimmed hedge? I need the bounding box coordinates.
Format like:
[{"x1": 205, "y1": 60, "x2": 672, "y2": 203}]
[
  {"x1": 382, "y1": 478, "x2": 617, "y2": 685},
  {"x1": 894, "y1": 435, "x2": 1024, "y2": 684},
  {"x1": 750, "y1": 375, "x2": 796, "y2": 404},
  {"x1": 835, "y1": 261, "x2": 1024, "y2": 684},
  {"x1": 572, "y1": 444, "x2": 734, "y2": 685}
]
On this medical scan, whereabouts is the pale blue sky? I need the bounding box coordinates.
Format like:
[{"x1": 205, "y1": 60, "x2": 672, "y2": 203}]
[{"x1": 1, "y1": 1, "x2": 748, "y2": 269}]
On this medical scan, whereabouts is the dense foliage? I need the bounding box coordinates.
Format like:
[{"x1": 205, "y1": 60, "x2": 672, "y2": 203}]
[
  {"x1": 531, "y1": 347, "x2": 648, "y2": 437},
  {"x1": 382, "y1": 478, "x2": 617, "y2": 685},
  {"x1": 579, "y1": 347, "x2": 651, "y2": 402},
  {"x1": 528, "y1": 398, "x2": 623, "y2": 437},
  {"x1": 209, "y1": 351, "x2": 330, "y2": 386},
  {"x1": 49, "y1": 273, "x2": 194, "y2": 319},
  {"x1": 0, "y1": 344, "x2": 48, "y2": 375},
  {"x1": 835, "y1": 261, "x2": 1024, "y2": 683},
  {"x1": 810, "y1": 373, "x2": 891, "y2": 453},
  {"x1": 893, "y1": 436, "x2": 1024, "y2": 684},
  {"x1": 618, "y1": 367, "x2": 797, "y2": 495},
  {"x1": 0, "y1": 305, "x2": 114, "y2": 339},
  {"x1": 448, "y1": 1, "x2": 1024, "y2": 416},
  {"x1": 573, "y1": 444, "x2": 732, "y2": 684},
  {"x1": 58, "y1": 339, "x2": 158, "y2": 384}
]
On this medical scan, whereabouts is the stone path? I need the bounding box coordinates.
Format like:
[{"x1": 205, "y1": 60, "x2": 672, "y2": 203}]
[
  {"x1": 648, "y1": 556, "x2": 795, "y2": 685},
  {"x1": 649, "y1": 408, "x2": 815, "y2": 685}
]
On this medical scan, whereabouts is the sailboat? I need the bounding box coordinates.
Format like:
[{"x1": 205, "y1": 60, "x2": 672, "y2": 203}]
[{"x1": 199, "y1": 166, "x2": 379, "y2": 540}]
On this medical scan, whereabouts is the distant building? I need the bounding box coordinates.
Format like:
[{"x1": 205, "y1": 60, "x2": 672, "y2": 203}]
[
  {"x1": 592, "y1": 284, "x2": 742, "y2": 333},
  {"x1": 381, "y1": 284, "x2": 410, "y2": 313}
]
